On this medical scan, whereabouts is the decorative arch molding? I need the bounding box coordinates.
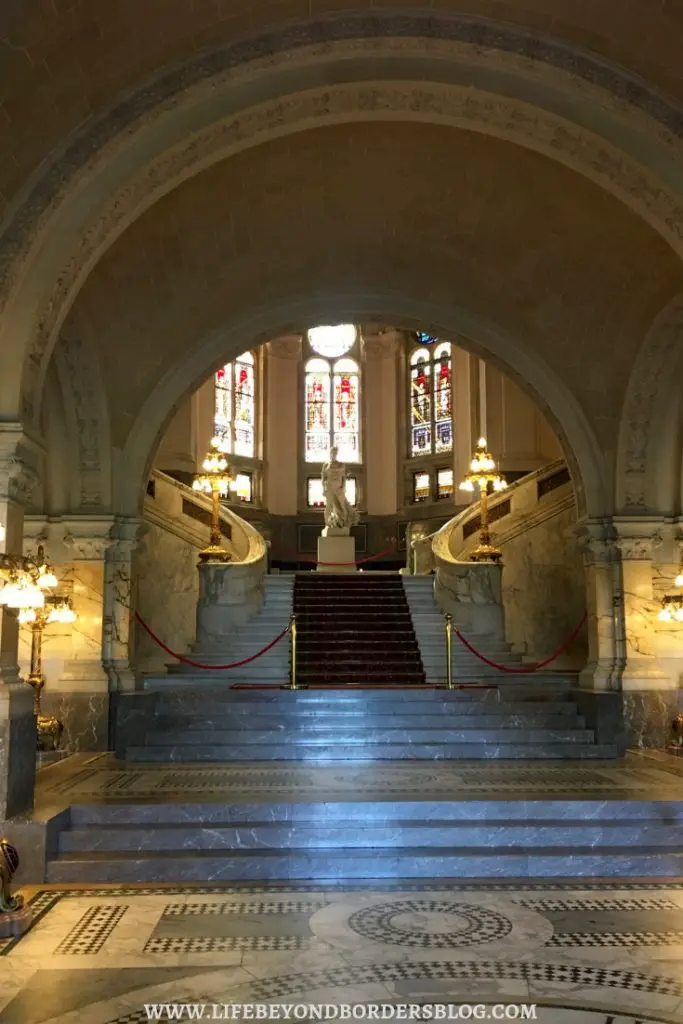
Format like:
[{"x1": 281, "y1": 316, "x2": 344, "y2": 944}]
[
  {"x1": 117, "y1": 295, "x2": 606, "y2": 522},
  {"x1": 2, "y1": 15, "x2": 683, "y2": 422},
  {"x1": 616, "y1": 293, "x2": 683, "y2": 515},
  {"x1": 51, "y1": 332, "x2": 112, "y2": 512}
]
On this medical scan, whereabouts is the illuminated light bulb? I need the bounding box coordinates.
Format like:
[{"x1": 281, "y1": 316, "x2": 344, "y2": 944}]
[
  {"x1": 0, "y1": 522, "x2": 5, "y2": 545},
  {"x1": 37, "y1": 569, "x2": 58, "y2": 589},
  {"x1": 5, "y1": 584, "x2": 45, "y2": 609},
  {"x1": 478, "y1": 437, "x2": 487, "y2": 447},
  {"x1": 18, "y1": 608, "x2": 36, "y2": 624},
  {"x1": 659, "y1": 608, "x2": 673, "y2": 622},
  {"x1": 675, "y1": 573, "x2": 683, "y2": 588},
  {"x1": 459, "y1": 480, "x2": 475, "y2": 492},
  {"x1": 676, "y1": 608, "x2": 683, "y2": 622}
]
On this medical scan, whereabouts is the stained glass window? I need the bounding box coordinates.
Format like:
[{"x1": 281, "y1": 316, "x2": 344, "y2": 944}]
[
  {"x1": 304, "y1": 351, "x2": 360, "y2": 464},
  {"x1": 307, "y1": 324, "x2": 356, "y2": 358},
  {"x1": 213, "y1": 351, "x2": 255, "y2": 457},
  {"x1": 409, "y1": 340, "x2": 452, "y2": 457},
  {"x1": 333, "y1": 357, "x2": 360, "y2": 463},
  {"x1": 304, "y1": 358, "x2": 332, "y2": 463},
  {"x1": 416, "y1": 331, "x2": 438, "y2": 345}
]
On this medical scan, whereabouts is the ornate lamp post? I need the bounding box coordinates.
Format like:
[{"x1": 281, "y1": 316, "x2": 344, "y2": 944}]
[
  {"x1": 458, "y1": 437, "x2": 508, "y2": 562},
  {"x1": 19, "y1": 596, "x2": 76, "y2": 751},
  {"x1": 0, "y1": 544, "x2": 76, "y2": 750},
  {"x1": 657, "y1": 549, "x2": 683, "y2": 623},
  {"x1": 192, "y1": 441, "x2": 236, "y2": 562}
]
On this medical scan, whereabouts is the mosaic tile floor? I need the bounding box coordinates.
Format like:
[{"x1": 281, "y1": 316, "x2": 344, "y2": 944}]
[
  {"x1": 33, "y1": 751, "x2": 683, "y2": 812},
  {"x1": 3, "y1": 881, "x2": 683, "y2": 1023}
]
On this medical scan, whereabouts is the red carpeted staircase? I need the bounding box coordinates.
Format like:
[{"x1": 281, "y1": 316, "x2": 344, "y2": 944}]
[{"x1": 293, "y1": 572, "x2": 426, "y2": 686}]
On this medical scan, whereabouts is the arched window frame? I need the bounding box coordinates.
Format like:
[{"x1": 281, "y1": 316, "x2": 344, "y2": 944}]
[
  {"x1": 213, "y1": 351, "x2": 256, "y2": 459},
  {"x1": 409, "y1": 339, "x2": 453, "y2": 458},
  {"x1": 303, "y1": 328, "x2": 362, "y2": 465}
]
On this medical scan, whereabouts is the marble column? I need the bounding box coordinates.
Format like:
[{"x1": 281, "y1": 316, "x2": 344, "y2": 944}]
[
  {"x1": 615, "y1": 523, "x2": 676, "y2": 747},
  {"x1": 576, "y1": 524, "x2": 619, "y2": 692},
  {"x1": 102, "y1": 519, "x2": 141, "y2": 693},
  {"x1": 0, "y1": 428, "x2": 40, "y2": 818}
]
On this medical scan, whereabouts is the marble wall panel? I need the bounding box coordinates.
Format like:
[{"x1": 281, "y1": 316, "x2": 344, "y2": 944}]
[
  {"x1": 623, "y1": 690, "x2": 681, "y2": 749},
  {"x1": 134, "y1": 521, "x2": 199, "y2": 672},
  {"x1": 501, "y1": 503, "x2": 587, "y2": 668}
]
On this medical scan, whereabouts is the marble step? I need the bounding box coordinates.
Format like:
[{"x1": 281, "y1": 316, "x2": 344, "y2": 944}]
[
  {"x1": 153, "y1": 713, "x2": 587, "y2": 729},
  {"x1": 45, "y1": 845, "x2": 683, "y2": 883},
  {"x1": 57, "y1": 820, "x2": 683, "y2": 854},
  {"x1": 124, "y1": 741, "x2": 619, "y2": 761},
  {"x1": 143, "y1": 694, "x2": 577, "y2": 711},
  {"x1": 68, "y1": 800, "x2": 683, "y2": 827},
  {"x1": 141, "y1": 726, "x2": 595, "y2": 745}
]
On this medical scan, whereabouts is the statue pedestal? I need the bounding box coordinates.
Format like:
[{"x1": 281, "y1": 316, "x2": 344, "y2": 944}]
[{"x1": 317, "y1": 532, "x2": 357, "y2": 573}]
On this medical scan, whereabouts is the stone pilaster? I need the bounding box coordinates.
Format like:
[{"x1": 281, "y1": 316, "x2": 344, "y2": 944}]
[
  {"x1": 576, "y1": 522, "x2": 619, "y2": 691},
  {"x1": 614, "y1": 519, "x2": 678, "y2": 748},
  {"x1": 23, "y1": 518, "x2": 114, "y2": 751},
  {"x1": 102, "y1": 519, "x2": 141, "y2": 693},
  {"x1": 0, "y1": 426, "x2": 42, "y2": 818},
  {"x1": 614, "y1": 523, "x2": 670, "y2": 691}
]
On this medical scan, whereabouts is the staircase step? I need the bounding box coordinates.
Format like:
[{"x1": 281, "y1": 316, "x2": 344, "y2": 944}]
[
  {"x1": 153, "y1": 713, "x2": 586, "y2": 729},
  {"x1": 45, "y1": 845, "x2": 683, "y2": 883},
  {"x1": 125, "y1": 741, "x2": 618, "y2": 761},
  {"x1": 142, "y1": 727, "x2": 595, "y2": 745},
  {"x1": 57, "y1": 821, "x2": 683, "y2": 854}
]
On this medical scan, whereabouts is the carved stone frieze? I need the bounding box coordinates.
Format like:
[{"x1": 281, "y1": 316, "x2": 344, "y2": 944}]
[
  {"x1": 63, "y1": 534, "x2": 112, "y2": 561},
  {"x1": 53, "y1": 332, "x2": 108, "y2": 509},
  {"x1": 267, "y1": 337, "x2": 301, "y2": 360},
  {"x1": 616, "y1": 533, "x2": 663, "y2": 561},
  {"x1": 0, "y1": 428, "x2": 43, "y2": 508},
  {"x1": 617, "y1": 294, "x2": 683, "y2": 511},
  {"x1": 364, "y1": 335, "x2": 398, "y2": 360}
]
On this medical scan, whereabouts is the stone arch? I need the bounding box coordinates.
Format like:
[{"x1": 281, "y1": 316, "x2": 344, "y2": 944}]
[
  {"x1": 117, "y1": 296, "x2": 606, "y2": 524},
  {"x1": 616, "y1": 292, "x2": 683, "y2": 515},
  {"x1": 2, "y1": 14, "x2": 683, "y2": 430},
  {"x1": 46, "y1": 332, "x2": 112, "y2": 513}
]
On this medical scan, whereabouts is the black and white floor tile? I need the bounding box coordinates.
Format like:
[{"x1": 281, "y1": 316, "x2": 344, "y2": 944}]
[{"x1": 3, "y1": 882, "x2": 683, "y2": 1024}]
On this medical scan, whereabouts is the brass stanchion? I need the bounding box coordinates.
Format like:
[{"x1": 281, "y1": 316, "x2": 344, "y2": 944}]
[
  {"x1": 282, "y1": 614, "x2": 306, "y2": 690},
  {"x1": 445, "y1": 613, "x2": 454, "y2": 690},
  {"x1": 290, "y1": 613, "x2": 298, "y2": 690}
]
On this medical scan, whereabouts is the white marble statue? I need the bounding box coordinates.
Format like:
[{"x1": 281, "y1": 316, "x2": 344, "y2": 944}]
[{"x1": 321, "y1": 446, "x2": 359, "y2": 534}]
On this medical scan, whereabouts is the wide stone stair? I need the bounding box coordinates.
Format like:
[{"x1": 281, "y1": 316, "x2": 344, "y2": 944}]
[
  {"x1": 153, "y1": 575, "x2": 294, "y2": 686},
  {"x1": 119, "y1": 687, "x2": 617, "y2": 762},
  {"x1": 46, "y1": 777, "x2": 683, "y2": 883},
  {"x1": 294, "y1": 572, "x2": 425, "y2": 687},
  {"x1": 403, "y1": 575, "x2": 530, "y2": 682}
]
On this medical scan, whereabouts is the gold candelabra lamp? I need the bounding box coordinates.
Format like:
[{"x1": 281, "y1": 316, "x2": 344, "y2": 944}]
[
  {"x1": 658, "y1": 553, "x2": 683, "y2": 623},
  {"x1": 193, "y1": 440, "x2": 237, "y2": 562},
  {"x1": 458, "y1": 437, "x2": 508, "y2": 562},
  {"x1": 0, "y1": 544, "x2": 76, "y2": 750}
]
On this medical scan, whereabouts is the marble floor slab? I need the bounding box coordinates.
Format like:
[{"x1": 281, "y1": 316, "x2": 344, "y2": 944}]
[
  {"x1": 33, "y1": 751, "x2": 683, "y2": 813},
  {"x1": 3, "y1": 881, "x2": 683, "y2": 1023}
]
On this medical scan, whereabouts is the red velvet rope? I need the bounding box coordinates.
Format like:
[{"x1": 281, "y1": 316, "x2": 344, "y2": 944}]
[
  {"x1": 272, "y1": 542, "x2": 400, "y2": 567},
  {"x1": 453, "y1": 611, "x2": 588, "y2": 674},
  {"x1": 134, "y1": 611, "x2": 290, "y2": 670}
]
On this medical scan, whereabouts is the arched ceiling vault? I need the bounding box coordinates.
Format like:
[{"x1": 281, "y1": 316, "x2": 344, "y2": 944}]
[
  {"x1": 61, "y1": 121, "x2": 683, "y2": 517},
  {"x1": 1, "y1": 13, "x2": 683, "y2": 518}
]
